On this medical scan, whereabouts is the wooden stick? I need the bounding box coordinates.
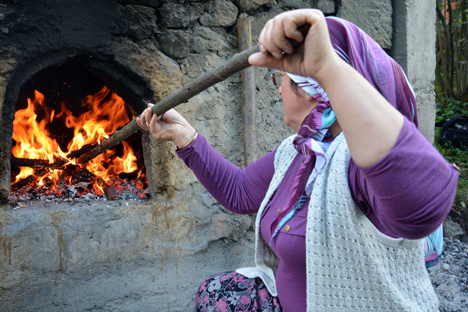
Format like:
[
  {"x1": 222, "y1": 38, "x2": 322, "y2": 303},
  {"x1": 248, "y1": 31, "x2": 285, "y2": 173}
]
[
  {"x1": 11, "y1": 156, "x2": 51, "y2": 168},
  {"x1": 76, "y1": 45, "x2": 260, "y2": 165},
  {"x1": 238, "y1": 16, "x2": 258, "y2": 166},
  {"x1": 10, "y1": 144, "x2": 96, "y2": 169}
]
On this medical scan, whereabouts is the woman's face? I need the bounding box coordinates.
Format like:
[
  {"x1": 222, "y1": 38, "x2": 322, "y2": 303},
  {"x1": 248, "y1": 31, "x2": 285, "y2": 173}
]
[{"x1": 279, "y1": 74, "x2": 319, "y2": 132}]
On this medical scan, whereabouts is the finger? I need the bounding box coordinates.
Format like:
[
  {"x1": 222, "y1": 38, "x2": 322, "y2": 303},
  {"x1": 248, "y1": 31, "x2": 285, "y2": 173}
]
[
  {"x1": 137, "y1": 109, "x2": 151, "y2": 129},
  {"x1": 271, "y1": 19, "x2": 296, "y2": 56},
  {"x1": 257, "y1": 19, "x2": 270, "y2": 54},
  {"x1": 283, "y1": 18, "x2": 305, "y2": 49},
  {"x1": 151, "y1": 114, "x2": 166, "y2": 140},
  {"x1": 143, "y1": 107, "x2": 156, "y2": 127},
  {"x1": 136, "y1": 117, "x2": 147, "y2": 130},
  {"x1": 150, "y1": 113, "x2": 159, "y2": 131},
  {"x1": 144, "y1": 103, "x2": 156, "y2": 120},
  {"x1": 261, "y1": 20, "x2": 286, "y2": 59},
  {"x1": 248, "y1": 52, "x2": 281, "y2": 70}
]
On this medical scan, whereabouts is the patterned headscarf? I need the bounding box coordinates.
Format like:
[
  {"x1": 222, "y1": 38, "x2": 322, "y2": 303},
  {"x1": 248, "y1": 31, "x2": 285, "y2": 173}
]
[{"x1": 270, "y1": 16, "x2": 418, "y2": 245}]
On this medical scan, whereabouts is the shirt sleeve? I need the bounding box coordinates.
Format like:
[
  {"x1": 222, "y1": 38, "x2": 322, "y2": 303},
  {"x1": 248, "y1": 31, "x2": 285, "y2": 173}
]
[
  {"x1": 349, "y1": 117, "x2": 459, "y2": 239},
  {"x1": 176, "y1": 133, "x2": 276, "y2": 214}
]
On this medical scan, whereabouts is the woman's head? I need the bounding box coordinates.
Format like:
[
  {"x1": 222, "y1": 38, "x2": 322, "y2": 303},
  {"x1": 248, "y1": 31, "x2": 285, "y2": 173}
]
[
  {"x1": 273, "y1": 72, "x2": 320, "y2": 132},
  {"x1": 274, "y1": 16, "x2": 418, "y2": 138},
  {"x1": 273, "y1": 71, "x2": 337, "y2": 136}
]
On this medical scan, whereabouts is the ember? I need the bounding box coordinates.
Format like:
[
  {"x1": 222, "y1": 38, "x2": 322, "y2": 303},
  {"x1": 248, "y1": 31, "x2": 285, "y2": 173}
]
[{"x1": 10, "y1": 67, "x2": 148, "y2": 203}]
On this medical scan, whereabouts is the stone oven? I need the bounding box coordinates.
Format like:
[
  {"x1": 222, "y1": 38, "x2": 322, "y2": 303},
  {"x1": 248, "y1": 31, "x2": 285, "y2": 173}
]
[
  {"x1": 0, "y1": 0, "x2": 436, "y2": 310},
  {"x1": 8, "y1": 56, "x2": 150, "y2": 203}
]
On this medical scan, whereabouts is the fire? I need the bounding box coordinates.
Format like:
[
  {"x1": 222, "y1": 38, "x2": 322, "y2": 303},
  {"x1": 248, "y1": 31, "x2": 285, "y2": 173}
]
[{"x1": 11, "y1": 86, "x2": 143, "y2": 191}]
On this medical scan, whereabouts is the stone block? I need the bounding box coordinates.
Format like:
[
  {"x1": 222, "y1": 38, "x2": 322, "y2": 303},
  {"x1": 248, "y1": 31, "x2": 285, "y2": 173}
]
[
  {"x1": 338, "y1": 0, "x2": 392, "y2": 49},
  {"x1": 190, "y1": 26, "x2": 233, "y2": 55},
  {"x1": 278, "y1": 0, "x2": 317, "y2": 10},
  {"x1": 158, "y1": 3, "x2": 200, "y2": 28},
  {"x1": 317, "y1": 0, "x2": 335, "y2": 13},
  {"x1": 236, "y1": 0, "x2": 277, "y2": 11},
  {"x1": 200, "y1": 0, "x2": 239, "y2": 27},
  {"x1": 158, "y1": 29, "x2": 190, "y2": 59},
  {"x1": 116, "y1": 5, "x2": 157, "y2": 41}
]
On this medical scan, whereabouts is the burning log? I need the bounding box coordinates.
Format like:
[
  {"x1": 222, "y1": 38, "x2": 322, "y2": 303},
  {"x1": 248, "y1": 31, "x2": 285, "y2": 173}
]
[
  {"x1": 11, "y1": 143, "x2": 97, "y2": 190},
  {"x1": 95, "y1": 177, "x2": 117, "y2": 200},
  {"x1": 11, "y1": 161, "x2": 65, "y2": 190},
  {"x1": 11, "y1": 156, "x2": 51, "y2": 168},
  {"x1": 57, "y1": 165, "x2": 77, "y2": 189}
]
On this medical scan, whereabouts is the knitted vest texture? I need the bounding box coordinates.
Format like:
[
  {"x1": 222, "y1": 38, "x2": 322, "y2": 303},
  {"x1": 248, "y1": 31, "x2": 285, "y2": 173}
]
[{"x1": 236, "y1": 133, "x2": 438, "y2": 311}]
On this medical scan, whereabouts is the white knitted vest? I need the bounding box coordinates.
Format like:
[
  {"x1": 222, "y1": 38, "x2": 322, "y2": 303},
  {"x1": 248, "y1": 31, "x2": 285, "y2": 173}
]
[{"x1": 237, "y1": 133, "x2": 438, "y2": 311}]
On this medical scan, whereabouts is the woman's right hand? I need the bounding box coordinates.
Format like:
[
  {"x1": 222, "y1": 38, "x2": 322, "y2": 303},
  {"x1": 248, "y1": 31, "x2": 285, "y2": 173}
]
[
  {"x1": 136, "y1": 104, "x2": 197, "y2": 149},
  {"x1": 248, "y1": 9, "x2": 338, "y2": 83}
]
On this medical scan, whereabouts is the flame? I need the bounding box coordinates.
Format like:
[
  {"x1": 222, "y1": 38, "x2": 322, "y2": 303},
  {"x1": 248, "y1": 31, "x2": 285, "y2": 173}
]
[{"x1": 11, "y1": 87, "x2": 142, "y2": 189}]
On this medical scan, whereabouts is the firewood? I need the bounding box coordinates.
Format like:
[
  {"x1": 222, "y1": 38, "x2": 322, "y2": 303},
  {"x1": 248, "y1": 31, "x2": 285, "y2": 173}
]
[
  {"x1": 57, "y1": 165, "x2": 77, "y2": 188},
  {"x1": 11, "y1": 143, "x2": 97, "y2": 190},
  {"x1": 95, "y1": 177, "x2": 117, "y2": 200},
  {"x1": 11, "y1": 163, "x2": 63, "y2": 190},
  {"x1": 10, "y1": 156, "x2": 51, "y2": 168}
]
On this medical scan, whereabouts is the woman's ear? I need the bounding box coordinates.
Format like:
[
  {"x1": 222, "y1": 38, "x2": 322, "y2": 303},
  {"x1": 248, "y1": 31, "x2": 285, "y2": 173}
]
[
  {"x1": 304, "y1": 93, "x2": 315, "y2": 102},
  {"x1": 295, "y1": 85, "x2": 314, "y2": 101}
]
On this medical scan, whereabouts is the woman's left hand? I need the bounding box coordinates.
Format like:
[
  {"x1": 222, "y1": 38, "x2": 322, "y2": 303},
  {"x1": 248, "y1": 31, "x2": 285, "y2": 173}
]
[{"x1": 136, "y1": 104, "x2": 197, "y2": 149}]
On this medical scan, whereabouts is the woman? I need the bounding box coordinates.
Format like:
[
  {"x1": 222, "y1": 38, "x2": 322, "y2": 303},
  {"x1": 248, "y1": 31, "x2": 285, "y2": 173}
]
[{"x1": 137, "y1": 9, "x2": 458, "y2": 311}]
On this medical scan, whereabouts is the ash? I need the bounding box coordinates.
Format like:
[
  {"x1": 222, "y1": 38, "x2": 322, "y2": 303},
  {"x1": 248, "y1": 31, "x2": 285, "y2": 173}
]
[
  {"x1": 10, "y1": 178, "x2": 149, "y2": 207},
  {"x1": 428, "y1": 237, "x2": 468, "y2": 312}
]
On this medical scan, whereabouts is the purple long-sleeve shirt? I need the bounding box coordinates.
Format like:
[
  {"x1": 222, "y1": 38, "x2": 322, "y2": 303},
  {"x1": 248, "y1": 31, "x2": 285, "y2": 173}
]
[{"x1": 176, "y1": 118, "x2": 458, "y2": 311}]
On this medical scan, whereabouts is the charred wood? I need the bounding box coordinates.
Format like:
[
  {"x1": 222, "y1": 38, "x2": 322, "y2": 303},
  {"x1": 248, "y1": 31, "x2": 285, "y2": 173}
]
[
  {"x1": 95, "y1": 177, "x2": 117, "y2": 200},
  {"x1": 11, "y1": 156, "x2": 51, "y2": 168},
  {"x1": 11, "y1": 143, "x2": 97, "y2": 190}
]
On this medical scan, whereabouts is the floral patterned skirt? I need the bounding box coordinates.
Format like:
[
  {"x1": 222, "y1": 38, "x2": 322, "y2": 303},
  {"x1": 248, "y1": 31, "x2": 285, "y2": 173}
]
[{"x1": 195, "y1": 271, "x2": 282, "y2": 312}]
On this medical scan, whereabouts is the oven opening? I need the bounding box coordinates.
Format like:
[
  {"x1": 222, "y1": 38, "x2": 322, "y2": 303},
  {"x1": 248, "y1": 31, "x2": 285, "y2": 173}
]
[{"x1": 10, "y1": 59, "x2": 149, "y2": 204}]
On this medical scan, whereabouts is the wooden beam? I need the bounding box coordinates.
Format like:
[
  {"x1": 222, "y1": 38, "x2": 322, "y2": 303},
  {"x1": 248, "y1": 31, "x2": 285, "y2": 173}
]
[{"x1": 238, "y1": 15, "x2": 258, "y2": 166}]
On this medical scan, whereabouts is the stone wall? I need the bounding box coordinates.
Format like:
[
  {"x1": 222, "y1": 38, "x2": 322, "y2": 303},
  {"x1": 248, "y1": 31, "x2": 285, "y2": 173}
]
[{"x1": 0, "y1": 0, "x2": 436, "y2": 310}]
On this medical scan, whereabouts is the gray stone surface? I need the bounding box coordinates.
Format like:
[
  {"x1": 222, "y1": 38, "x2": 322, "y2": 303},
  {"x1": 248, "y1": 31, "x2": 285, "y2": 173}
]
[
  {"x1": 0, "y1": 200, "x2": 254, "y2": 311},
  {"x1": 317, "y1": 0, "x2": 335, "y2": 13},
  {"x1": 116, "y1": 4, "x2": 157, "y2": 41},
  {"x1": 190, "y1": 26, "x2": 235, "y2": 55},
  {"x1": 158, "y1": 29, "x2": 191, "y2": 59},
  {"x1": 158, "y1": 3, "x2": 201, "y2": 28},
  {"x1": 237, "y1": 0, "x2": 277, "y2": 11},
  {"x1": 200, "y1": 0, "x2": 239, "y2": 27},
  {"x1": 338, "y1": 0, "x2": 393, "y2": 49}
]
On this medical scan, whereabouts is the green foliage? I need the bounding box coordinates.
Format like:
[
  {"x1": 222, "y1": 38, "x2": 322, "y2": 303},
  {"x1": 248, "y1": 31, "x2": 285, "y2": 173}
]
[
  {"x1": 434, "y1": 124, "x2": 468, "y2": 223},
  {"x1": 435, "y1": 1, "x2": 468, "y2": 221},
  {"x1": 435, "y1": 0, "x2": 468, "y2": 104},
  {"x1": 434, "y1": 109, "x2": 468, "y2": 227},
  {"x1": 435, "y1": 97, "x2": 468, "y2": 124}
]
